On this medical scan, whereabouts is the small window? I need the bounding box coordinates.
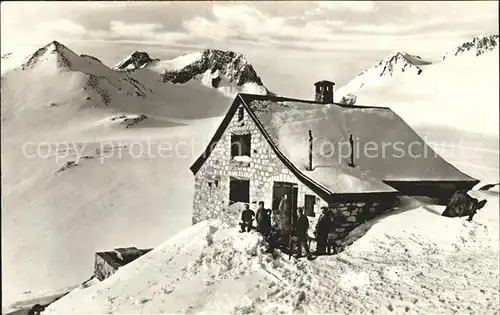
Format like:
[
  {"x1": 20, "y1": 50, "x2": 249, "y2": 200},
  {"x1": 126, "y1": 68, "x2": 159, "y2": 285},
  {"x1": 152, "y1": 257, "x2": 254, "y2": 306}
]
[
  {"x1": 237, "y1": 107, "x2": 244, "y2": 122},
  {"x1": 231, "y1": 134, "x2": 251, "y2": 158},
  {"x1": 305, "y1": 194, "x2": 316, "y2": 217},
  {"x1": 229, "y1": 179, "x2": 250, "y2": 203}
]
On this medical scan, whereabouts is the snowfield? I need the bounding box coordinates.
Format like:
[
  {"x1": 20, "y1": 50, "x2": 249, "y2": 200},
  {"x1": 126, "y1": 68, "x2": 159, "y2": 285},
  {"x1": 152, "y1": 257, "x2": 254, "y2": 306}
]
[{"x1": 44, "y1": 191, "x2": 499, "y2": 314}]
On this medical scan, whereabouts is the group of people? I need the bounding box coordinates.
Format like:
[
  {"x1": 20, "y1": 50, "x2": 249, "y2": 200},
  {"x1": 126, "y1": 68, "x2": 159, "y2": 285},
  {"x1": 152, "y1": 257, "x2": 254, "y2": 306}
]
[
  {"x1": 238, "y1": 196, "x2": 337, "y2": 260},
  {"x1": 314, "y1": 207, "x2": 336, "y2": 255},
  {"x1": 239, "y1": 201, "x2": 272, "y2": 234}
]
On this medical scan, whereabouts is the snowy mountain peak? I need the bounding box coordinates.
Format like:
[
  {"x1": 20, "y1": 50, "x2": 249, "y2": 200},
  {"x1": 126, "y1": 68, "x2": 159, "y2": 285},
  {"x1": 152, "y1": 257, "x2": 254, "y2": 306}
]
[
  {"x1": 112, "y1": 48, "x2": 269, "y2": 96},
  {"x1": 365, "y1": 52, "x2": 429, "y2": 77},
  {"x1": 20, "y1": 40, "x2": 80, "y2": 70},
  {"x1": 336, "y1": 51, "x2": 431, "y2": 98},
  {"x1": 161, "y1": 48, "x2": 268, "y2": 94},
  {"x1": 443, "y1": 35, "x2": 499, "y2": 59},
  {"x1": 113, "y1": 51, "x2": 159, "y2": 71}
]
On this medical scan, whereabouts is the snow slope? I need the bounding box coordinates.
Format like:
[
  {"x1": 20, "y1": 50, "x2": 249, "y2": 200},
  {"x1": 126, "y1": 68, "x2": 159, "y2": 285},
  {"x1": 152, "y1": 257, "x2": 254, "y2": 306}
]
[
  {"x1": 335, "y1": 35, "x2": 499, "y2": 135},
  {"x1": 1, "y1": 117, "x2": 222, "y2": 307},
  {"x1": 45, "y1": 190, "x2": 499, "y2": 314}
]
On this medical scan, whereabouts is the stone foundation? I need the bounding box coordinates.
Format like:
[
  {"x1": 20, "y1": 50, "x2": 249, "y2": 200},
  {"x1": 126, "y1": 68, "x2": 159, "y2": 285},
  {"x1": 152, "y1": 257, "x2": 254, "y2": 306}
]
[{"x1": 328, "y1": 199, "x2": 396, "y2": 241}]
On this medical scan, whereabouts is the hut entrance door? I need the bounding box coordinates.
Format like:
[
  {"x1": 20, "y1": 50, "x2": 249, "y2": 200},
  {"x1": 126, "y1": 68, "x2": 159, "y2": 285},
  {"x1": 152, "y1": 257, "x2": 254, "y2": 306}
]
[{"x1": 272, "y1": 181, "x2": 299, "y2": 223}]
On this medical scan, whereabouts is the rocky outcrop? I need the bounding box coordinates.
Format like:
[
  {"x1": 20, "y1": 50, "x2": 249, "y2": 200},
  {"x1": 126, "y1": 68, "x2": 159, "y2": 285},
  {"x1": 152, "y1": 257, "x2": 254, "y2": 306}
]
[
  {"x1": 113, "y1": 51, "x2": 160, "y2": 71},
  {"x1": 442, "y1": 190, "x2": 487, "y2": 221},
  {"x1": 162, "y1": 49, "x2": 268, "y2": 91},
  {"x1": 443, "y1": 35, "x2": 499, "y2": 59}
]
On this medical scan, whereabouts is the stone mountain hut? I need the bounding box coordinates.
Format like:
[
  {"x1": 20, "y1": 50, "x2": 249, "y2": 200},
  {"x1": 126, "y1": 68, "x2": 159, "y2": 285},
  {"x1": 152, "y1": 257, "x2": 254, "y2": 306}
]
[{"x1": 189, "y1": 81, "x2": 479, "y2": 241}]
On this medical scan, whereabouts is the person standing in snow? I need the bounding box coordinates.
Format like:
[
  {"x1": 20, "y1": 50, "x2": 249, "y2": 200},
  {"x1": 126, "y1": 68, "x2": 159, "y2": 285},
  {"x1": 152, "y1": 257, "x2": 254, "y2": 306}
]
[
  {"x1": 294, "y1": 207, "x2": 313, "y2": 260},
  {"x1": 260, "y1": 209, "x2": 272, "y2": 237},
  {"x1": 239, "y1": 203, "x2": 255, "y2": 232},
  {"x1": 262, "y1": 209, "x2": 276, "y2": 252},
  {"x1": 314, "y1": 207, "x2": 330, "y2": 255},
  {"x1": 277, "y1": 194, "x2": 292, "y2": 238},
  {"x1": 256, "y1": 201, "x2": 267, "y2": 232}
]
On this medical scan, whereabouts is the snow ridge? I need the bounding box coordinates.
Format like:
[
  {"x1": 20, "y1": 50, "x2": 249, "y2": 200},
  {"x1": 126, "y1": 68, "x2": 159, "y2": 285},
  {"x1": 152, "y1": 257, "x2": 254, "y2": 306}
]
[
  {"x1": 443, "y1": 35, "x2": 499, "y2": 60},
  {"x1": 335, "y1": 52, "x2": 429, "y2": 98},
  {"x1": 362, "y1": 52, "x2": 427, "y2": 78}
]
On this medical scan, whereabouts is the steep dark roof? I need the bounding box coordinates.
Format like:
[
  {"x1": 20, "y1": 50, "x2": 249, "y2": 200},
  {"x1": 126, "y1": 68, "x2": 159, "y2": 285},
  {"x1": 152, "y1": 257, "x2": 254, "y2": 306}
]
[{"x1": 190, "y1": 93, "x2": 478, "y2": 199}]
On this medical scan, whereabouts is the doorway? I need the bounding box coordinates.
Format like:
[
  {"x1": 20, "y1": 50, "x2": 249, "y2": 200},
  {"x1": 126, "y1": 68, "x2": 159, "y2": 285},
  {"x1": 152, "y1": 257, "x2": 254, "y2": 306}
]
[
  {"x1": 272, "y1": 181, "x2": 299, "y2": 223},
  {"x1": 304, "y1": 194, "x2": 316, "y2": 217}
]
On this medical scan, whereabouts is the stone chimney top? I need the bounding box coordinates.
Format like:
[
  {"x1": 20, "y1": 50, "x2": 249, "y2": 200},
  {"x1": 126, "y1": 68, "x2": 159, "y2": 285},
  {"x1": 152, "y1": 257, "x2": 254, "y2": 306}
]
[{"x1": 314, "y1": 80, "x2": 335, "y2": 103}]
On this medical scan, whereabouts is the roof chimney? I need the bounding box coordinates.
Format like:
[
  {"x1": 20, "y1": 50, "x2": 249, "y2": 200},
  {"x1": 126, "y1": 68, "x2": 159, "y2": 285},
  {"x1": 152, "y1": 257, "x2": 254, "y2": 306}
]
[{"x1": 314, "y1": 80, "x2": 335, "y2": 103}]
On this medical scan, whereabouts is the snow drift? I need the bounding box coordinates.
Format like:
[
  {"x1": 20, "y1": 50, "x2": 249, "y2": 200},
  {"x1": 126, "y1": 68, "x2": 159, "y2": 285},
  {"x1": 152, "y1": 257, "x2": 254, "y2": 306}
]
[{"x1": 45, "y1": 191, "x2": 499, "y2": 314}]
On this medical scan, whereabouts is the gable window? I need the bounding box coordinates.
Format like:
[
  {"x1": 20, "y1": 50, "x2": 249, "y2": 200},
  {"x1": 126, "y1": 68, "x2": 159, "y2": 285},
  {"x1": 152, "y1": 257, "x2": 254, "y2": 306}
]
[
  {"x1": 304, "y1": 194, "x2": 316, "y2": 217},
  {"x1": 237, "y1": 107, "x2": 244, "y2": 122},
  {"x1": 231, "y1": 134, "x2": 251, "y2": 158}
]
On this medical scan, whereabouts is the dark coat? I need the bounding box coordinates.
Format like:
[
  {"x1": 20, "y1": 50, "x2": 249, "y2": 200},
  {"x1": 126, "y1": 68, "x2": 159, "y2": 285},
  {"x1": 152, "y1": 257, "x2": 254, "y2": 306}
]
[
  {"x1": 260, "y1": 212, "x2": 272, "y2": 233},
  {"x1": 256, "y1": 208, "x2": 266, "y2": 223},
  {"x1": 315, "y1": 214, "x2": 331, "y2": 234},
  {"x1": 241, "y1": 209, "x2": 255, "y2": 222},
  {"x1": 294, "y1": 215, "x2": 309, "y2": 236}
]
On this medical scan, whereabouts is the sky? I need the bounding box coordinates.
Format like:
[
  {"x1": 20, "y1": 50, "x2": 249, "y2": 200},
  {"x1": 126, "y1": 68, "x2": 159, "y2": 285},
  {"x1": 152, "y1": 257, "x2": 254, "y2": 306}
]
[{"x1": 1, "y1": 1, "x2": 498, "y2": 98}]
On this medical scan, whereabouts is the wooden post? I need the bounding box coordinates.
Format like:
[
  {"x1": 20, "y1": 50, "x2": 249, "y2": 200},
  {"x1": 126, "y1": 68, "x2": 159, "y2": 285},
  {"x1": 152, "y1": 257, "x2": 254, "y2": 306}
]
[
  {"x1": 308, "y1": 130, "x2": 313, "y2": 171},
  {"x1": 348, "y1": 134, "x2": 355, "y2": 167}
]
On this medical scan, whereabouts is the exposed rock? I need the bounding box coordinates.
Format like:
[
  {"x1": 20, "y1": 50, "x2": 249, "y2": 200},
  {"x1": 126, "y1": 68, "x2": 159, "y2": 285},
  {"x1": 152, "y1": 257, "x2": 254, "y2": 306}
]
[
  {"x1": 442, "y1": 190, "x2": 487, "y2": 221},
  {"x1": 339, "y1": 94, "x2": 357, "y2": 106},
  {"x1": 479, "y1": 183, "x2": 499, "y2": 191},
  {"x1": 162, "y1": 49, "x2": 267, "y2": 90},
  {"x1": 443, "y1": 35, "x2": 499, "y2": 59},
  {"x1": 113, "y1": 51, "x2": 160, "y2": 71}
]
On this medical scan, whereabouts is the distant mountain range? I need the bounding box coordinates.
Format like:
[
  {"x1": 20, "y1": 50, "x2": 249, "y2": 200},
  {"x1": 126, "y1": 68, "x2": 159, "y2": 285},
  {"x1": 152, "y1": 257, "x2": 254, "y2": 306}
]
[
  {"x1": 1, "y1": 34, "x2": 498, "y2": 138},
  {"x1": 0, "y1": 41, "x2": 269, "y2": 138},
  {"x1": 335, "y1": 35, "x2": 499, "y2": 99}
]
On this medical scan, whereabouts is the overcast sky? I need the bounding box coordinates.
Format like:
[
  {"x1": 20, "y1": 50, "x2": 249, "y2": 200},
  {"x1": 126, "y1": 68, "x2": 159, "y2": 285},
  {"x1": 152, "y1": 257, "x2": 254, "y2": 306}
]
[{"x1": 1, "y1": 1, "x2": 498, "y2": 98}]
